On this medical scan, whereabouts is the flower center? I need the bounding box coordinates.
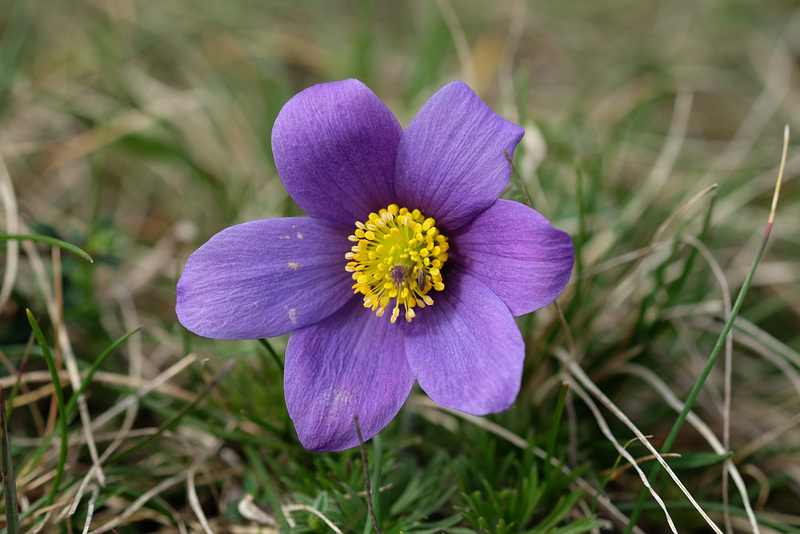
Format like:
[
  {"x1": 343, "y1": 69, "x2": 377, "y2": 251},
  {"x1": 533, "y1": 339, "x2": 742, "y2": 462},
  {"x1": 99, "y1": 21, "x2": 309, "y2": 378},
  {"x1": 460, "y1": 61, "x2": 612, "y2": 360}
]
[{"x1": 345, "y1": 204, "x2": 449, "y2": 323}]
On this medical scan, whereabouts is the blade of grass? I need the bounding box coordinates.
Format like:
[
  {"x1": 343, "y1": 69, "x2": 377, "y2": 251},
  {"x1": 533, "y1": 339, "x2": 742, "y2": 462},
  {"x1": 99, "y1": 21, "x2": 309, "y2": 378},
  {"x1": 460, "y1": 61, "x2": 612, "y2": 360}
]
[
  {"x1": 1, "y1": 234, "x2": 93, "y2": 262},
  {"x1": 242, "y1": 444, "x2": 292, "y2": 532},
  {"x1": 1, "y1": 388, "x2": 21, "y2": 534},
  {"x1": 363, "y1": 433, "x2": 383, "y2": 534},
  {"x1": 625, "y1": 125, "x2": 789, "y2": 534},
  {"x1": 257, "y1": 338, "x2": 283, "y2": 373},
  {"x1": 544, "y1": 382, "x2": 569, "y2": 482},
  {"x1": 25, "y1": 309, "x2": 69, "y2": 509}
]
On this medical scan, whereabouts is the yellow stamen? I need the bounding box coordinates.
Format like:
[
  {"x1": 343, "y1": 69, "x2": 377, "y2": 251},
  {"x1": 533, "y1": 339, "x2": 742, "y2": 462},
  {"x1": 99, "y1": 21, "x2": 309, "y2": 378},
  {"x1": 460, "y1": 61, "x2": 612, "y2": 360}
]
[{"x1": 347, "y1": 204, "x2": 449, "y2": 323}]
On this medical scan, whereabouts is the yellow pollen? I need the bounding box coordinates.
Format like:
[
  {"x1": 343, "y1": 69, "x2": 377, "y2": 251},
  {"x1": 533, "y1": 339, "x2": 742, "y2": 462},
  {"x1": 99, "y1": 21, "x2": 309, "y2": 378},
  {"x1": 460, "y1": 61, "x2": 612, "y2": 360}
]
[{"x1": 346, "y1": 204, "x2": 449, "y2": 323}]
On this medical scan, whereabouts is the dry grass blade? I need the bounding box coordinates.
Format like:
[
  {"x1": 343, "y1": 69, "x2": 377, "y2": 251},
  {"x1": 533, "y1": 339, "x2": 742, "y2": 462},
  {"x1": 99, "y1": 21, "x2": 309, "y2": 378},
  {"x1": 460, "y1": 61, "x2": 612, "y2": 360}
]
[
  {"x1": 604, "y1": 453, "x2": 682, "y2": 481},
  {"x1": 0, "y1": 370, "x2": 194, "y2": 403},
  {"x1": 563, "y1": 377, "x2": 680, "y2": 534},
  {"x1": 737, "y1": 412, "x2": 800, "y2": 465},
  {"x1": 79, "y1": 485, "x2": 99, "y2": 534},
  {"x1": 185, "y1": 424, "x2": 230, "y2": 534},
  {"x1": 188, "y1": 460, "x2": 214, "y2": 534},
  {"x1": 283, "y1": 505, "x2": 343, "y2": 534},
  {"x1": 606, "y1": 184, "x2": 718, "y2": 310},
  {"x1": 653, "y1": 184, "x2": 719, "y2": 246},
  {"x1": 620, "y1": 363, "x2": 760, "y2": 534},
  {"x1": 109, "y1": 359, "x2": 234, "y2": 465},
  {"x1": 558, "y1": 351, "x2": 723, "y2": 533},
  {"x1": 86, "y1": 473, "x2": 183, "y2": 534},
  {"x1": 238, "y1": 494, "x2": 277, "y2": 526},
  {"x1": 768, "y1": 125, "x2": 789, "y2": 228},
  {"x1": 0, "y1": 154, "x2": 19, "y2": 310},
  {"x1": 733, "y1": 316, "x2": 800, "y2": 371},
  {"x1": 90, "y1": 354, "x2": 197, "y2": 431}
]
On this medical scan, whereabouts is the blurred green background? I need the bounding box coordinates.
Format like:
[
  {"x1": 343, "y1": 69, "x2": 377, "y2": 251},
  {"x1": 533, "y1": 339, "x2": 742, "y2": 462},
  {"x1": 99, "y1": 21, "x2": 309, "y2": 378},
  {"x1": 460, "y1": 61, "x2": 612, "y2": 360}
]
[{"x1": 2, "y1": 0, "x2": 799, "y2": 532}]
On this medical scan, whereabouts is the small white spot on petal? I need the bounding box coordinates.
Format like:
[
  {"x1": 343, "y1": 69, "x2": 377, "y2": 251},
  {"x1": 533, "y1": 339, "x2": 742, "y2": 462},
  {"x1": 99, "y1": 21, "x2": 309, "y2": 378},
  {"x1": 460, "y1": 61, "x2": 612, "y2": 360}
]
[
  {"x1": 253, "y1": 301, "x2": 258, "y2": 307},
  {"x1": 288, "y1": 308, "x2": 297, "y2": 324},
  {"x1": 329, "y1": 387, "x2": 355, "y2": 417},
  {"x1": 296, "y1": 232, "x2": 304, "y2": 239},
  {"x1": 279, "y1": 235, "x2": 290, "y2": 240},
  {"x1": 287, "y1": 261, "x2": 300, "y2": 270}
]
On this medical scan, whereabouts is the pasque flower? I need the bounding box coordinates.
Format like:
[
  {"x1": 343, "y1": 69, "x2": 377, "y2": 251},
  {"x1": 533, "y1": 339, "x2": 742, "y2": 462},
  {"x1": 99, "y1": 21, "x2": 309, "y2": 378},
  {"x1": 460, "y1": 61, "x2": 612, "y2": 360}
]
[{"x1": 176, "y1": 79, "x2": 574, "y2": 452}]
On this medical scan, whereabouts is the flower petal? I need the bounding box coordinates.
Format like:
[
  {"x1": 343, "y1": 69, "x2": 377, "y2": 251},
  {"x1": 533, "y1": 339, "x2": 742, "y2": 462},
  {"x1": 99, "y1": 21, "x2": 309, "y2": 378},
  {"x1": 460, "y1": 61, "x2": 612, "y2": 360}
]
[
  {"x1": 285, "y1": 298, "x2": 414, "y2": 451},
  {"x1": 451, "y1": 199, "x2": 574, "y2": 316},
  {"x1": 272, "y1": 79, "x2": 402, "y2": 226},
  {"x1": 177, "y1": 217, "x2": 353, "y2": 340},
  {"x1": 405, "y1": 269, "x2": 524, "y2": 415},
  {"x1": 393, "y1": 82, "x2": 524, "y2": 231}
]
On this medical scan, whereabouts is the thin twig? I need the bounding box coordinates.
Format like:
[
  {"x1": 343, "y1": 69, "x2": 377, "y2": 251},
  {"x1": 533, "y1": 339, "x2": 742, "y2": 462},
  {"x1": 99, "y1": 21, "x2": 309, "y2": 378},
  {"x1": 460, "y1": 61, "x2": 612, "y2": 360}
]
[
  {"x1": 507, "y1": 150, "x2": 533, "y2": 209},
  {"x1": 354, "y1": 415, "x2": 383, "y2": 534}
]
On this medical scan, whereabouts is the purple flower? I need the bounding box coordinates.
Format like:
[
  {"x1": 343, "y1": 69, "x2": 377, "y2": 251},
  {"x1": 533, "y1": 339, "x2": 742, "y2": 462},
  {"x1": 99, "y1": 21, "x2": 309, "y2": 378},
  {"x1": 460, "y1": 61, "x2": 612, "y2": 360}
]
[{"x1": 176, "y1": 79, "x2": 574, "y2": 452}]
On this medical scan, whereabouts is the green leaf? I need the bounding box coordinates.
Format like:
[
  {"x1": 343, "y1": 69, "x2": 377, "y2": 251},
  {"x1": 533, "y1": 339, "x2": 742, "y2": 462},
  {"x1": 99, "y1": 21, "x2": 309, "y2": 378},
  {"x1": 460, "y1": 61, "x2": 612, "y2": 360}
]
[
  {"x1": 26, "y1": 309, "x2": 69, "y2": 509},
  {"x1": 2, "y1": 234, "x2": 93, "y2": 262}
]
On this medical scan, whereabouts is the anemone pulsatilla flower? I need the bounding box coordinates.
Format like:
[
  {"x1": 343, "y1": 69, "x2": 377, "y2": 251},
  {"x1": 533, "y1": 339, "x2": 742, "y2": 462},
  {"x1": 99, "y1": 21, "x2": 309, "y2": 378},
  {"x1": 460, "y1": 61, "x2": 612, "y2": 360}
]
[{"x1": 176, "y1": 79, "x2": 574, "y2": 452}]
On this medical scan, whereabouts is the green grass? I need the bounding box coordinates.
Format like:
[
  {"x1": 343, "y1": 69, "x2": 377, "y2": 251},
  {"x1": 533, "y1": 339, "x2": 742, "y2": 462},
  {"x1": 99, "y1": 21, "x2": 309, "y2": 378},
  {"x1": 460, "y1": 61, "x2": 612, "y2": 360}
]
[{"x1": 2, "y1": 0, "x2": 800, "y2": 532}]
